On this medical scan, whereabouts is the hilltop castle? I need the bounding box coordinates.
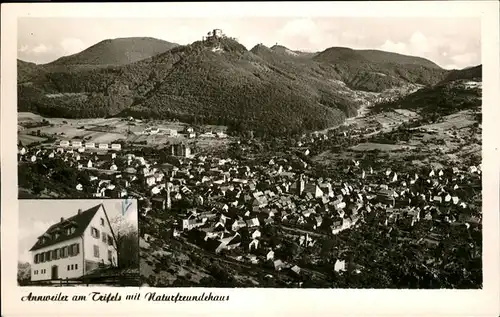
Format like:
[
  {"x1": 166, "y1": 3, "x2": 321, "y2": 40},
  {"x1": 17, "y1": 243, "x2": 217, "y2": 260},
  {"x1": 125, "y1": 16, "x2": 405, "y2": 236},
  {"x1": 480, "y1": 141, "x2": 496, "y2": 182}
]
[{"x1": 202, "y1": 29, "x2": 225, "y2": 42}]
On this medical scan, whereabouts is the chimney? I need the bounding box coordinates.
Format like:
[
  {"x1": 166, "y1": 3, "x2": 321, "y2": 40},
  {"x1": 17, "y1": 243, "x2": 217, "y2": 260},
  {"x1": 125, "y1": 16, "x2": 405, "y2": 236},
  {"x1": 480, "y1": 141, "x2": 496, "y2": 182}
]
[
  {"x1": 60, "y1": 217, "x2": 64, "y2": 223},
  {"x1": 77, "y1": 209, "x2": 82, "y2": 215}
]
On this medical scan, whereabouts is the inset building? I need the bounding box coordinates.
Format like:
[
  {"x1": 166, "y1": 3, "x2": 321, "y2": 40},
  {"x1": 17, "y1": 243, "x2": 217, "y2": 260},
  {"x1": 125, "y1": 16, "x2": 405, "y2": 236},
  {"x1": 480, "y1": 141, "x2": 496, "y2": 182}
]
[{"x1": 29, "y1": 204, "x2": 118, "y2": 281}]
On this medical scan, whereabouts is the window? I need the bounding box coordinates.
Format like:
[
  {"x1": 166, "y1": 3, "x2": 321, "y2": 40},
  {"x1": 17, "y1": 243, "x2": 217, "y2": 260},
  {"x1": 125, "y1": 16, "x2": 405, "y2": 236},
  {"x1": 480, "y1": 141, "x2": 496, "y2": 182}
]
[
  {"x1": 67, "y1": 227, "x2": 75, "y2": 235},
  {"x1": 68, "y1": 243, "x2": 79, "y2": 257},
  {"x1": 45, "y1": 251, "x2": 51, "y2": 262},
  {"x1": 34, "y1": 270, "x2": 37, "y2": 275},
  {"x1": 107, "y1": 235, "x2": 113, "y2": 246},
  {"x1": 102, "y1": 234, "x2": 107, "y2": 243},
  {"x1": 75, "y1": 264, "x2": 78, "y2": 270},
  {"x1": 40, "y1": 252, "x2": 45, "y2": 263},
  {"x1": 93, "y1": 245, "x2": 99, "y2": 258},
  {"x1": 67, "y1": 265, "x2": 70, "y2": 271},
  {"x1": 100, "y1": 218, "x2": 105, "y2": 226},
  {"x1": 52, "y1": 249, "x2": 59, "y2": 260},
  {"x1": 108, "y1": 250, "x2": 112, "y2": 261},
  {"x1": 71, "y1": 264, "x2": 74, "y2": 270},
  {"x1": 34, "y1": 254, "x2": 39, "y2": 264},
  {"x1": 71, "y1": 244, "x2": 80, "y2": 256},
  {"x1": 61, "y1": 246, "x2": 68, "y2": 258},
  {"x1": 91, "y1": 227, "x2": 100, "y2": 239}
]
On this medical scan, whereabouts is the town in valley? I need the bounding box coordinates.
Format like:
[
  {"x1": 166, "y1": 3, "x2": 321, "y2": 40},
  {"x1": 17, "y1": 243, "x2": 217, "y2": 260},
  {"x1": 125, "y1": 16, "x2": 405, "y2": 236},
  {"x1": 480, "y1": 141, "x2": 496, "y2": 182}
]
[{"x1": 17, "y1": 27, "x2": 483, "y2": 288}]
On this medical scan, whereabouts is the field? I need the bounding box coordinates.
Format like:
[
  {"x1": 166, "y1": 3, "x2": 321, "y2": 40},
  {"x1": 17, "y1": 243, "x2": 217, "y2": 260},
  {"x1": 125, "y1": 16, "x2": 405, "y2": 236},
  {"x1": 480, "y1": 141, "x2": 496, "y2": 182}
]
[
  {"x1": 350, "y1": 142, "x2": 415, "y2": 152},
  {"x1": 312, "y1": 106, "x2": 480, "y2": 169},
  {"x1": 369, "y1": 110, "x2": 420, "y2": 129},
  {"x1": 417, "y1": 110, "x2": 478, "y2": 132},
  {"x1": 17, "y1": 112, "x2": 231, "y2": 150},
  {"x1": 18, "y1": 112, "x2": 44, "y2": 121},
  {"x1": 18, "y1": 134, "x2": 48, "y2": 145}
]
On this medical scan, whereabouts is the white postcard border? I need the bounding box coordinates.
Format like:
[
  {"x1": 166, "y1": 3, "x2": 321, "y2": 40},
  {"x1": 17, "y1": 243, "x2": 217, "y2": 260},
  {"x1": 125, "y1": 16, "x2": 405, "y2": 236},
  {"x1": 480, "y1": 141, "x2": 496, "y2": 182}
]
[{"x1": 2, "y1": 2, "x2": 499, "y2": 316}]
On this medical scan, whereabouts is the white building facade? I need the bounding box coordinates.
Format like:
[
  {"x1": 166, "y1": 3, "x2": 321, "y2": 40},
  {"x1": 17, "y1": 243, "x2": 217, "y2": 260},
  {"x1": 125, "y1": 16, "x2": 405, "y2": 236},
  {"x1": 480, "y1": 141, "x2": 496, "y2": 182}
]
[{"x1": 29, "y1": 204, "x2": 118, "y2": 282}]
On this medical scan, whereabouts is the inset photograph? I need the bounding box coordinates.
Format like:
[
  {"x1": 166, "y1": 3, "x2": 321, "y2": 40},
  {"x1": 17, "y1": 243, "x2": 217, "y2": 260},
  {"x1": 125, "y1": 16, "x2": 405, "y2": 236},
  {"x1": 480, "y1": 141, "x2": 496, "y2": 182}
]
[{"x1": 18, "y1": 199, "x2": 139, "y2": 286}]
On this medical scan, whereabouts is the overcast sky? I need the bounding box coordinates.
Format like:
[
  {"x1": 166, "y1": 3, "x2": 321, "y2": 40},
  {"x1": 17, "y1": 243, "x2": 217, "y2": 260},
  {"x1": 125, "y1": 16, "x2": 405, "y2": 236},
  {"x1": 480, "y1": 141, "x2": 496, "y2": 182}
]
[
  {"x1": 18, "y1": 17, "x2": 480, "y2": 69},
  {"x1": 18, "y1": 199, "x2": 138, "y2": 263}
]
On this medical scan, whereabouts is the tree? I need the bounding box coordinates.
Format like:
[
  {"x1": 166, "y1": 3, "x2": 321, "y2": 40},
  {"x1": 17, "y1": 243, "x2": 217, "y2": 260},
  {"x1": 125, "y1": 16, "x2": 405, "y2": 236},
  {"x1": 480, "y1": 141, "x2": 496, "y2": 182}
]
[
  {"x1": 110, "y1": 215, "x2": 140, "y2": 270},
  {"x1": 208, "y1": 263, "x2": 235, "y2": 286},
  {"x1": 17, "y1": 262, "x2": 31, "y2": 285}
]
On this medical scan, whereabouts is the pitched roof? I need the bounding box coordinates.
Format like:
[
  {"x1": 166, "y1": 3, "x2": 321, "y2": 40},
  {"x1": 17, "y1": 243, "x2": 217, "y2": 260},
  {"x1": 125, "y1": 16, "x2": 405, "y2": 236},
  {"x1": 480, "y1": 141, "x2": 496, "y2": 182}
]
[{"x1": 29, "y1": 204, "x2": 102, "y2": 252}]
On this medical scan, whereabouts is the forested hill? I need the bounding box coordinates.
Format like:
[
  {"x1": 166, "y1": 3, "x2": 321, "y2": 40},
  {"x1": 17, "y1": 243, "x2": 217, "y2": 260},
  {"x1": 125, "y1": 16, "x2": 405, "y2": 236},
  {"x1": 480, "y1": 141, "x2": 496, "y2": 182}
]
[
  {"x1": 18, "y1": 35, "x2": 454, "y2": 136},
  {"x1": 438, "y1": 65, "x2": 482, "y2": 85},
  {"x1": 371, "y1": 65, "x2": 482, "y2": 117},
  {"x1": 311, "y1": 47, "x2": 447, "y2": 92},
  {"x1": 48, "y1": 37, "x2": 179, "y2": 66}
]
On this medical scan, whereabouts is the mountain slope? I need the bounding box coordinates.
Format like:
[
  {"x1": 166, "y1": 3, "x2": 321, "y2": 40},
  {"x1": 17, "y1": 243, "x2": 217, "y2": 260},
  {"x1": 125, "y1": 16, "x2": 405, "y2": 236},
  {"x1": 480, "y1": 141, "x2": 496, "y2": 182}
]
[
  {"x1": 18, "y1": 59, "x2": 44, "y2": 83},
  {"x1": 314, "y1": 47, "x2": 441, "y2": 68},
  {"x1": 18, "y1": 36, "x2": 454, "y2": 136},
  {"x1": 48, "y1": 37, "x2": 179, "y2": 66},
  {"x1": 312, "y1": 47, "x2": 448, "y2": 92},
  {"x1": 438, "y1": 65, "x2": 482, "y2": 85},
  {"x1": 269, "y1": 44, "x2": 317, "y2": 58},
  {"x1": 371, "y1": 73, "x2": 482, "y2": 118}
]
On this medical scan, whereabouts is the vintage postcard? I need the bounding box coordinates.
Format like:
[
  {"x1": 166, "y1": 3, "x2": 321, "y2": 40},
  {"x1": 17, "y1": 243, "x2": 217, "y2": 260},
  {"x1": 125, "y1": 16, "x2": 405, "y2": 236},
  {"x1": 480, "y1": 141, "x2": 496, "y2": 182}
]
[{"x1": 1, "y1": 1, "x2": 499, "y2": 316}]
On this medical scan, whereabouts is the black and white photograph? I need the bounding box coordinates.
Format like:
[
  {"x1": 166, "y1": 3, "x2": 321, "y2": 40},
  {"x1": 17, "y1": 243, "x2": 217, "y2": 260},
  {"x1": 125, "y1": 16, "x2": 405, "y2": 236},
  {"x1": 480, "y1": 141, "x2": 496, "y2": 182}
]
[
  {"x1": 14, "y1": 15, "x2": 484, "y2": 289},
  {"x1": 3, "y1": 1, "x2": 500, "y2": 317},
  {"x1": 17, "y1": 199, "x2": 140, "y2": 286}
]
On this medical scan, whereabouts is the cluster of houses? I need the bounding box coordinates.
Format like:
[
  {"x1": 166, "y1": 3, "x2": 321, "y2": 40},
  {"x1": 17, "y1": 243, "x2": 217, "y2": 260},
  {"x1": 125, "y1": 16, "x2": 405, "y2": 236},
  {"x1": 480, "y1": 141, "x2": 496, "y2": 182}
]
[
  {"x1": 58, "y1": 140, "x2": 122, "y2": 151},
  {"x1": 139, "y1": 125, "x2": 226, "y2": 139},
  {"x1": 199, "y1": 131, "x2": 227, "y2": 139},
  {"x1": 142, "y1": 127, "x2": 178, "y2": 137},
  {"x1": 134, "y1": 133, "x2": 480, "y2": 275},
  {"x1": 18, "y1": 120, "x2": 482, "y2": 280}
]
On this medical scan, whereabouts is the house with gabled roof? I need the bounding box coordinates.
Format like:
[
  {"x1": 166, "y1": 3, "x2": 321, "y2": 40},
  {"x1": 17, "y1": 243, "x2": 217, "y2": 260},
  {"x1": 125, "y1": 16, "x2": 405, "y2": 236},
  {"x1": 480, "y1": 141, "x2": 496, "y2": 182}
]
[
  {"x1": 273, "y1": 259, "x2": 286, "y2": 271},
  {"x1": 182, "y1": 214, "x2": 205, "y2": 231},
  {"x1": 249, "y1": 239, "x2": 259, "y2": 251},
  {"x1": 266, "y1": 250, "x2": 275, "y2": 261},
  {"x1": 290, "y1": 265, "x2": 301, "y2": 275},
  {"x1": 214, "y1": 232, "x2": 241, "y2": 254},
  {"x1": 246, "y1": 218, "x2": 260, "y2": 228},
  {"x1": 252, "y1": 195, "x2": 268, "y2": 208},
  {"x1": 251, "y1": 229, "x2": 261, "y2": 240},
  {"x1": 29, "y1": 204, "x2": 118, "y2": 282},
  {"x1": 231, "y1": 219, "x2": 247, "y2": 232}
]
